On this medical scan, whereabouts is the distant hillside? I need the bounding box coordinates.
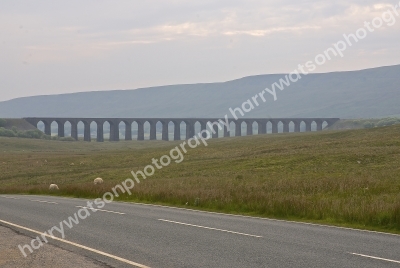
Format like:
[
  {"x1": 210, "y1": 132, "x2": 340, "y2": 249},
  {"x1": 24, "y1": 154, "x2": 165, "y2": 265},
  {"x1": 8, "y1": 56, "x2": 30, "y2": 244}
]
[
  {"x1": 2, "y1": 119, "x2": 37, "y2": 131},
  {"x1": 1, "y1": 65, "x2": 399, "y2": 119}
]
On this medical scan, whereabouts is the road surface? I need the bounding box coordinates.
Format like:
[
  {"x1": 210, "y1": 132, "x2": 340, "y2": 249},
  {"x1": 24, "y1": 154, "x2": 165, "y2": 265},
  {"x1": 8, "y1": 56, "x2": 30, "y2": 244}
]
[{"x1": 0, "y1": 195, "x2": 399, "y2": 267}]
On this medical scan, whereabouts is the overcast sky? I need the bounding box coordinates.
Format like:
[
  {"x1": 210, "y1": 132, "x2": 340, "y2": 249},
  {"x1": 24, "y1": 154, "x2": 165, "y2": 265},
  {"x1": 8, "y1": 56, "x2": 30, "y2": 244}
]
[{"x1": 1, "y1": 0, "x2": 399, "y2": 101}]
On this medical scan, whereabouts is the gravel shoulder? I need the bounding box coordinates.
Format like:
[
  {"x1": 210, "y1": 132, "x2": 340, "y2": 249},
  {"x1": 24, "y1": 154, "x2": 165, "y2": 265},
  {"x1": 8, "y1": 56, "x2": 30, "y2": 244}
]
[{"x1": 0, "y1": 224, "x2": 108, "y2": 268}]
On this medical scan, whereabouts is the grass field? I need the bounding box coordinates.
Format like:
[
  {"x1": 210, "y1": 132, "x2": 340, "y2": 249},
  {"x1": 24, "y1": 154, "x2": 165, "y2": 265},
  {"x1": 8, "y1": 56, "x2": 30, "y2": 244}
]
[{"x1": 1, "y1": 125, "x2": 400, "y2": 233}]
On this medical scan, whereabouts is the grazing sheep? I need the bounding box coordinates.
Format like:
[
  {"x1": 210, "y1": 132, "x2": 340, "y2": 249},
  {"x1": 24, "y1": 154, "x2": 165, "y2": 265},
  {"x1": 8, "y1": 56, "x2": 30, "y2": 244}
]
[
  {"x1": 49, "y1": 184, "x2": 59, "y2": 190},
  {"x1": 94, "y1": 177, "x2": 104, "y2": 185}
]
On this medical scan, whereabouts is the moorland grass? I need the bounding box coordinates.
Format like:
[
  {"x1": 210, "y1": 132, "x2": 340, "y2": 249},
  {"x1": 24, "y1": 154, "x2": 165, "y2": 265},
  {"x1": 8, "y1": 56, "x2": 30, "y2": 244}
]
[{"x1": 1, "y1": 125, "x2": 400, "y2": 233}]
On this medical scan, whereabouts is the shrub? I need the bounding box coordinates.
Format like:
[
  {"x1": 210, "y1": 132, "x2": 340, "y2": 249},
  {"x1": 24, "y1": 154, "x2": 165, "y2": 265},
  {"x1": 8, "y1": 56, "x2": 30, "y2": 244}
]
[
  {"x1": 29, "y1": 129, "x2": 45, "y2": 139},
  {"x1": 0, "y1": 119, "x2": 6, "y2": 127},
  {"x1": 376, "y1": 120, "x2": 385, "y2": 127},
  {"x1": 384, "y1": 118, "x2": 398, "y2": 126},
  {"x1": 0, "y1": 127, "x2": 16, "y2": 137},
  {"x1": 363, "y1": 121, "x2": 375, "y2": 129},
  {"x1": 377, "y1": 118, "x2": 399, "y2": 127},
  {"x1": 42, "y1": 134, "x2": 52, "y2": 140},
  {"x1": 16, "y1": 131, "x2": 29, "y2": 138},
  {"x1": 14, "y1": 129, "x2": 48, "y2": 140},
  {"x1": 0, "y1": 127, "x2": 57, "y2": 140}
]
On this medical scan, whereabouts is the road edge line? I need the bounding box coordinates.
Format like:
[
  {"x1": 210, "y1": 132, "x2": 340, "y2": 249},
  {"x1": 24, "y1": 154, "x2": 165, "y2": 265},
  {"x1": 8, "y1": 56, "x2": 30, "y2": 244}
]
[
  {"x1": 349, "y1": 252, "x2": 400, "y2": 264},
  {"x1": 0, "y1": 219, "x2": 150, "y2": 268}
]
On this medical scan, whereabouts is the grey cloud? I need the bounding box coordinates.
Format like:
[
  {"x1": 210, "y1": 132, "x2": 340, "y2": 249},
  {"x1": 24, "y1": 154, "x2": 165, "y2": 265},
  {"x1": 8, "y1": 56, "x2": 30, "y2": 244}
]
[{"x1": 0, "y1": 0, "x2": 399, "y2": 101}]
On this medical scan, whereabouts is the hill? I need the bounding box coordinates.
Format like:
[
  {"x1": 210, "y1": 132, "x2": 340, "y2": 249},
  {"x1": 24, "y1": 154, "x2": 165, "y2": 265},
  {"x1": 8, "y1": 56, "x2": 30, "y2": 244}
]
[
  {"x1": 1, "y1": 119, "x2": 37, "y2": 131},
  {"x1": 0, "y1": 65, "x2": 399, "y2": 118}
]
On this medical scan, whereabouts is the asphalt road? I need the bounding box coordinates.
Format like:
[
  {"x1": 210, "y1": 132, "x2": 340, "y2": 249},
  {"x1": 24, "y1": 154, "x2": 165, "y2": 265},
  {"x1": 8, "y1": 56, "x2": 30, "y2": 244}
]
[{"x1": 0, "y1": 195, "x2": 399, "y2": 268}]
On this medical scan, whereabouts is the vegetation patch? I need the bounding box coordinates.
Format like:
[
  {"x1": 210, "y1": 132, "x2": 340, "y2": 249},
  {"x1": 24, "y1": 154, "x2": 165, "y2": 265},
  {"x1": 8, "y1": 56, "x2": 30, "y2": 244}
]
[
  {"x1": 1, "y1": 125, "x2": 400, "y2": 233},
  {"x1": 328, "y1": 117, "x2": 400, "y2": 130},
  {"x1": 0, "y1": 118, "x2": 74, "y2": 141}
]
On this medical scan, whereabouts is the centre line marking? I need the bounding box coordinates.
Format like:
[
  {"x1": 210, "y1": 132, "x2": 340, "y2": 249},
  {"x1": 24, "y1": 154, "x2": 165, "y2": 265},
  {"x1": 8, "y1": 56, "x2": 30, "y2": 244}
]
[
  {"x1": 1, "y1": 196, "x2": 20, "y2": 200},
  {"x1": 158, "y1": 219, "x2": 262, "y2": 238},
  {"x1": 76, "y1": 206, "x2": 125, "y2": 215},
  {"x1": 0, "y1": 219, "x2": 150, "y2": 268},
  {"x1": 349, "y1": 252, "x2": 400, "y2": 264},
  {"x1": 30, "y1": 199, "x2": 58, "y2": 204}
]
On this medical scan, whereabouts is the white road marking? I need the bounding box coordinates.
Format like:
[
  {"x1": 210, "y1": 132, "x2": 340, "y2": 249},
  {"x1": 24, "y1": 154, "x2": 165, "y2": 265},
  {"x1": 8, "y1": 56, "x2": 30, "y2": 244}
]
[
  {"x1": 76, "y1": 206, "x2": 125, "y2": 215},
  {"x1": 124, "y1": 202, "x2": 400, "y2": 238},
  {"x1": 0, "y1": 196, "x2": 57, "y2": 204},
  {"x1": 30, "y1": 199, "x2": 58, "y2": 204},
  {"x1": 1, "y1": 196, "x2": 20, "y2": 200},
  {"x1": 0, "y1": 219, "x2": 150, "y2": 268},
  {"x1": 349, "y1": 252, "x2": 400, "y2": 264},
  {"x1": 158, "y1": 219, "x2": 262, "y2": 238}
]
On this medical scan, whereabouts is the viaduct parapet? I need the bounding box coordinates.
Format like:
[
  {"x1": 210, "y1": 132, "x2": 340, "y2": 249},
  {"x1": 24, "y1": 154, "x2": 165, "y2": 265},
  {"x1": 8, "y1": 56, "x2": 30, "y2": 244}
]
[{"x1": 24, "y1": 117, "x2": 340, "y2": 142}]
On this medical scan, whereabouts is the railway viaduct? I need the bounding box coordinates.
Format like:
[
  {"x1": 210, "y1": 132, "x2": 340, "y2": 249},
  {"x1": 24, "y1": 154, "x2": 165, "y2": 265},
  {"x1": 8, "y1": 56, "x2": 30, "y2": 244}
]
[{"x1": 24, "y1": 117, "x2": 340, "y2": 142}]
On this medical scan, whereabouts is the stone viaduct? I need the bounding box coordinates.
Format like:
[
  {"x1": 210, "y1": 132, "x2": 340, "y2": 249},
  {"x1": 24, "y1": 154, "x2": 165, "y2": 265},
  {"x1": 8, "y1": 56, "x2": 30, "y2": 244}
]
[{"x1": 24, "y1": 117, "x2": 340, "y2": 142}]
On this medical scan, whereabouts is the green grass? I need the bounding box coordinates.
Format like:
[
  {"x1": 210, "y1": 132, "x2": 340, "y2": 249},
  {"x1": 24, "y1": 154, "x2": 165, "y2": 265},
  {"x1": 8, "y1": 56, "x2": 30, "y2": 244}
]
[{"x1": 1, "y1": 126, "x2": 400, "y2": 233}]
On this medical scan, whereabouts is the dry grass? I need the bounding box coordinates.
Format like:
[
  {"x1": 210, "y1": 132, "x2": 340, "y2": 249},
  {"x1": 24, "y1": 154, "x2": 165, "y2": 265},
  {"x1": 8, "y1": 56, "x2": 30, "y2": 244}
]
[{"x1": 1, "y1": 125, "x2": 400, "y2": 232}]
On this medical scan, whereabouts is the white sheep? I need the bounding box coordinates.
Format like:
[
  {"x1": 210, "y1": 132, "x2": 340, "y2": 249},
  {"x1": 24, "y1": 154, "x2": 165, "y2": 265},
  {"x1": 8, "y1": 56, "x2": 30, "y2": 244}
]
[
  {"x1": 49, "y1": 184, "x2": 59, "y2": 190},
  {"x1": 94, "y1": 177, "x2": 104, "y2": 185}
]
